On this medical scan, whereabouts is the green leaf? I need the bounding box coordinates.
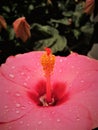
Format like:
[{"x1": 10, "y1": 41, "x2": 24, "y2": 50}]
[
  {"x1": 8, "y1": 28, "x2": 15, "y2": 40},
  {"x1": 32, "y1": 24, "x2": 67, "y2": 54},
  {"x1": 50, "y1": 18, "x2": 71, "y2": 26},
  {"x1": 80, "y1": 23, "x2": 94, "y2": 35},
  {"x1": 31, "y1": 23, "x2": 58, "y2": 39},
  {"x1": 73, "y1": 29, "x2": 80, "y2": 39}
]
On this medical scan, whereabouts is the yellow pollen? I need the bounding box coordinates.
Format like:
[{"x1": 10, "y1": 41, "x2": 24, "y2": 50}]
[{"x1": 41, "y1": 48, "x2": 55, "y2": 75}]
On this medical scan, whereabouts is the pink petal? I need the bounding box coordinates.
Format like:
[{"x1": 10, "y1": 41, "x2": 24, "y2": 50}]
[
  {"x1": 0, "y1": 97, "x2": 92, "y2": 130},
  {"x1": 69, "y1": 71, "x2": 98, "y2": 128},
  {"x1": 0, "y1": 52, "x2": 98, "y2": 130},
  {"x1": 0, "y1": 72, "x2": 37, "y2": 123},
  {"x1": 0, "y1": 52, "x2": 44, "y2": 90}
]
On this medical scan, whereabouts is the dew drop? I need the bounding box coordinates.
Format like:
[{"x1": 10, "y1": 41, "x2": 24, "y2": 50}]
[
  {"x1": 16, "y1": 103, "x2": 21, "y2": 108},
  {"x1": 23, "y1": 82, "x2": 27, "y2": 86},
  {"x1": 9, "y1": 74, "x2": 14, "y2": 78},
  {"x1": 8, "y1": 126, "x2": 12, "y2": 130},
  {"x1": 12, "y1": 66, "x2": 15, "y2": 69},
  {"x1": 80, "y1": 80, "x2": 84, "y2": 83},
  {"x1": 20, "y1": 121, "x2": 23, "y2": 124},
  {"x1": 38, "y1": 121, "x2": 42, "y2": 125},
  {"x1": 4, "y1": 105, "x2": 8, "y2": 109},
  {"x1": 37, "y1": 63, "x2": 40, "y2": 66},
  {"x1": 60, "y1": 59, "x2": 63, "y2": 63},
  {"x1": 15, "y1": 93, "x2": 20, "y2": 97},
  {"x1": 59, "y1": 69, "x2": 62, "y2": 73},
  {"x1": 21, "y1": 72, "x2": 25, "y2": 75},
  {"x1": 71, "y1": 66, "x2": 74, "y2": 68},
  {"x1": 82, "y1": 90, "x2": 86, "y2": 93},
  {"x1": 26, "y1": 76, "x2": 30, "y2": 81},
  {"x1": 76, "y1": 71, "x2": 79, "y2": 74},
  {"x1": 76, "y1": 117, "x2": 80, "y2": 121},
  {"x1": 27, "y1": 123, "x2": 30, "y2": 127},
  {"x1": 51, "y1": 111, "x2": 55, "y2": 114},
  {"x1": 57, "y1": 119, "x2": 61, "y2": 122},
  {"x1": 16, "y1": 110, "x2": 20, "y2": 114},
  {"x1": 5, "y1": 90, "x2": 9, "y2": 93},
  {"x1": 21, "y1": 106, "x2": 26, "y2": 109}
]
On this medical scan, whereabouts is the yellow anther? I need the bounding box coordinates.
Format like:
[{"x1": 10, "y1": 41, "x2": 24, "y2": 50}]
[{"x1": 41, "y1": 48, "x2": 55, "y2": 75}]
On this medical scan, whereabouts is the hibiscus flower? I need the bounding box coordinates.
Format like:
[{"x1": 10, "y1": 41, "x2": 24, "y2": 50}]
[{"x1": 0, "y1": 50, "x2": 98, "y2": 130}]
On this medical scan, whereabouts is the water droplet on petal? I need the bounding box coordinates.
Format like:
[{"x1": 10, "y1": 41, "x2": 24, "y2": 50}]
[
  {"x1": 60, "y1": 59, "x2": 63, "y2": 63},
  {"x1": 27, "y1": 123, "x2": 30, "y2": 126},
  {"x1": 82, "y1": 90, "x2": 86, "y2": 93},
  {"x1": 37, "y1": 63, "x2": 40, "y2": 66},
  {"x1": 71, "y1": 66, "x2": 74, "y2": 68},
  {"x1": 20, "y1": 121, "x2": 23, "y2": 124},
  {"x1": 51, "y1": 111, "x2": 55, "y2": 114},
  {"x1": 15, "y1": 93, "x2": 21, "y2": 97},
  {"x1": 16, "y1": 110, "x2": 20, "y2": 114},
  {"x1": 59, "y1": 69, "x2": 62, "y2": 73},
  {"x1": 9, "y1": 74, "x2": 14, "y2": 78},
  {"x1": 76, "y1": 71, "x2": 79, "y2": 74},
  {"x1": 8, "y1": 126, "x2": 12, "y2": 130},
  {"x1": 4, "y1": 105, "x2": 8, "y2": 109},
  {"x1": 5, "y1": 90, "x2": 9, "y2": 93},
  {"x1": 16, "y1": 103, "x2": 21, "y2": 108},
  {"x1": 21, "y1": 72, "x2": 25, "y2": 75},
  {"x1": 76, "y1": 117, "x2": 80, "y2": 121},
  {"x1": 80, "y1": 80, "x2": 84, "y2": 83},
  {"x1": 38, "y1": 121, "x2": 42, "y2": 125},
  {"x1": 23, "y1": 82, "x2": 27, "y2": 86},
  {"x1": 26, "y1": 76, "x2": 30, "y2": 81},
  {"x1": 12, "y1": 66, "x2": 15, "y2": 69},
  {"x1": 57, "y1": 119, "x2": 61, "y2": 122},
  {"x1": 21, "y1": 106, "x2": 26, "y2": 109}
]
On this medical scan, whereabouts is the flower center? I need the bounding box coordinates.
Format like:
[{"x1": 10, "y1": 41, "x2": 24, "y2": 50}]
[
  {"x1": 28, "y1": 48, "x2": 68, "y2": 107},
  {"x1": 28, "y1": 80, "x2": 68, "y2": 107}
]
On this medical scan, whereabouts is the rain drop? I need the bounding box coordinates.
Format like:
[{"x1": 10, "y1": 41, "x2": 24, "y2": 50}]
[
  {"x1": 76, "y1": 71, "x2": 79, "y2": 74},
  {"x1": 15, "y1": 93, "x2": 20, "y2": 97},
  {"x1": 4, "y1": 105, "x2": 8, "y2": 109},
  {"x1": 26, "y1": 76, "x2": 30, "y2": 81},
  {"x1": 16, "y1": 103, "x2": 21, "y2": 108},
  {"x1": 8, "y1": 126, "x2": 12, "y2": 130},
  {"x1": 57, "y1": 119, "x2": 61, "y2": 122},
  {"x1": 76, "y1": 117, "x2": 80, "y2": 121},
  {"x1": 51, "y1": 111, "x2": 55, "y2": 114},
  {"x1": 71, "y1": 66, "x2": 74, "y2": 68},
  {"x1": 12, "y1": 66, "x2": 15, "y2": 69},
  {"x1": 9, "y1": 74, "x2": 14, "y2": 78},
  {"x1": 59, "y1": 69, "x2": 62, "y2": 73},
  {"x1": 21, "y1": 72, "x2": 25, "y2": 75},
  {"x1": 27, "y1": 123, "x2": 30, "y2": 127},
  {"x1": 38, "y1": 121, "x2": 42, "y2": 125},
  {"x1": 23, "y1": 82, "x2": 27, "y2": 86},
  {"x1": 5, "y1": 90, "x2": 9, "y2": 93},
  {"x1": 21, "y1": 106, "x2": 26, "y2": 109},
  {"x1": 20, "y1": 121, "x2": 23, "y2": 124},
  {"x1": 60, "y1": 59, "x2": 63, "y2": 63},
  {"x1": 16, "y1": 110, "x2": 20, "y2": 114},
  {"x1": 37, "y1": 63, "x2": 40, "y2": 66},
  {"x1": 82, "y1": 90, "x2": 86, "y2": 93},
  {"x1": 80, "y1": 80, "x2": 84, "y2": 83}
]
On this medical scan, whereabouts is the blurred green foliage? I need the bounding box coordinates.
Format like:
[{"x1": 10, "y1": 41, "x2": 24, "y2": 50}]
[{"x1": 0, "y1": 0, "x2": 94, "y2": 64}]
